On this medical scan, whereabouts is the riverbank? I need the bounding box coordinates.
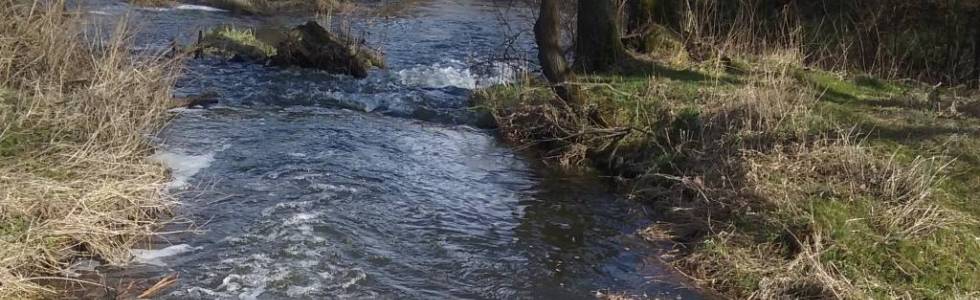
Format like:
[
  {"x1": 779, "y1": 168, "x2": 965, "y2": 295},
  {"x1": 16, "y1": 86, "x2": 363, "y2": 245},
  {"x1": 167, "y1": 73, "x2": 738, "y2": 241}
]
[
  {"x1": 474, "y1": 51, "x2": 980, "y2": 298},
  {"x1": 128, "y1": 0, "x2": 347, "y2": 14},
  {"x1": 0, "y1": 1, "x2": 180, "y2": 298}
]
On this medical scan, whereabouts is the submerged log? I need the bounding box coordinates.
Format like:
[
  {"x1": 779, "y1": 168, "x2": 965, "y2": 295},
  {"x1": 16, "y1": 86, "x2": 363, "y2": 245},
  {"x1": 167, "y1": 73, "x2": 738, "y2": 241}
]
[{"x1": 271, "y1": 21, "x2": 384, "y2": 79}]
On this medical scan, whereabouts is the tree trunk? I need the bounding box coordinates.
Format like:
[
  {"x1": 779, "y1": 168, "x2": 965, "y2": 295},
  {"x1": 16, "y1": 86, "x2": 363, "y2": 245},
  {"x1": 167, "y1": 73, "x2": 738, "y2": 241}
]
[
  {"x1": 973, "y1": 10, "x2": 980, "y2": 88},
  {"x1": 535, "y1": 0, "x2": 577, "y2": 105},
  {"x1": 575, "y1": 0, "x2": 628, "y2": 72}
]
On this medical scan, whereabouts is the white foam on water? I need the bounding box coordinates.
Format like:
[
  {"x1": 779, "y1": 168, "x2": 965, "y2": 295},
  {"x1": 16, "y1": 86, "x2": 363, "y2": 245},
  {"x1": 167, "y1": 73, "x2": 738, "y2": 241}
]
[
  {"x1": 61, "y1": 259, "x2": 102, "y2": 278},
  {"x1": 285, "y1": 212, "x2": 323, "y2": 226},
  {"x1": 135, "y1": 4, "x2": 226, "y2": 12},
  {"x1": 397, "y1": 63, "x2": 477, "y2": 89},
  {"x1": 265, "y1": 211, "x2": 328, "y2": 243},
  {"x1": 336, "y1": 270, "x2": 367, "y2": 289},
  {"x1": 286, "y1": 283, "x2": 323, "y2": 297},
  {"x1": 166, "y1": 107, "x2": 207, "y2": 114},
  {"x1": 310, "y1": 183, "x2": 358, "y2": 194},
  {"x1": 396, "y1": 60, "x2": 523, "y2": 89},
  {"x1": 175, "y1": 202, "x2": 369, "y2": 298},
  {"x1": 174, "y1": 4, "x2": 227, "y2": 12},
  {"x1": 131, "y1": 244, "x2": 200, "y2": 266},
  {"x1": 151, "y1": 150, "x2": 215, "y2": 189},
  {"x1": 260, "y1": 201, "x2": 314, "y2": 216},
  {"x1": 203, "y1": 252, "x2": 368, "y2": 299},
  {"x1": 137, "y1": 6, "x2": 170, "y2": 12},
  {"x1": 177, "y1": 287, "x2": 232, "y2": 298}
]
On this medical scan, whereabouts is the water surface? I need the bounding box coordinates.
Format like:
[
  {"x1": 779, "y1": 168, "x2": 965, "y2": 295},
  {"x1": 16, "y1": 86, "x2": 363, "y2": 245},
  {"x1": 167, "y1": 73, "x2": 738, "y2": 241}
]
[{"x1": 84, "y1": 1, "x2": 702, "y2": 298}]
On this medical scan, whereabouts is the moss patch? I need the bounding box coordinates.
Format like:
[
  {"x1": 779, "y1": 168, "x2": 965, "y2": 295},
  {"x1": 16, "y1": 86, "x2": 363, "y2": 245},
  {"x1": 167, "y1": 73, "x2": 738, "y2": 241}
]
[{"x1": 200, "y1": 26, "x2": 277, "y2": 60}]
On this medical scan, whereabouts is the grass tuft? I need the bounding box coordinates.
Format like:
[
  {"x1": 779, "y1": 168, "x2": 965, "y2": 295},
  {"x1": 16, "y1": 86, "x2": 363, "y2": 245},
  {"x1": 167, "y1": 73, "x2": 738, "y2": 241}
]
[
  {"x1": 199, "y1": 25, "x2": 278, "y2": 60},
  {"x1": 1, "y1": 1, "x2": 180, "y2": 297}
]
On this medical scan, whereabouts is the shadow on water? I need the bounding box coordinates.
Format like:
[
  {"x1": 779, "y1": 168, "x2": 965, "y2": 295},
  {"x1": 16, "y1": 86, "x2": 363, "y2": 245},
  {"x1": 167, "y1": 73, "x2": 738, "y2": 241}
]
[{"x1": 516, "y1": 168, "x2": 704, "y2": 299}]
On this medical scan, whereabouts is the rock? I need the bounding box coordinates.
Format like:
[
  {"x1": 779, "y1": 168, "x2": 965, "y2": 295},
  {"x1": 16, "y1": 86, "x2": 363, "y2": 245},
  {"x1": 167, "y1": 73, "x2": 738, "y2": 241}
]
[
  {"x1": 271, "y1": 21, "x2": 384, "y2": 78},
  {"x1": 171, "y1": 91, "x2": 220, "y2": 109}
]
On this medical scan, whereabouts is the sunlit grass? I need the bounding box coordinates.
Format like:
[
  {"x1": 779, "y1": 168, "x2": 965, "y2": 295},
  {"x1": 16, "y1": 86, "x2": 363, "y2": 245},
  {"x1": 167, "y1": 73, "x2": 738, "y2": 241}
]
[{"x1": 474, "y1": 54, "x2": 980, "y2": 299}]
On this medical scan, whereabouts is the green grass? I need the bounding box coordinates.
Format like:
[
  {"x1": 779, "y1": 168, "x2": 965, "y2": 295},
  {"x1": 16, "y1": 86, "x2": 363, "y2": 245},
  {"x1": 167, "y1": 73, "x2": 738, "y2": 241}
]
[
  {"x1": 798, "y1": 70, "x2": 907, "y2": 103},
  {"x1": 200, "y1": 26, "x2": 277, "y2": 60},
  {"x1": 812, "y1": 72, "x2": 980, "y2": 298},
  {"x1": 753, "y1": 70, "x2": 979, "y2": 298},
  {"x1": 0, "y1": 216, "x2": 29, "y2": 243},
  {"x1": 1, "y1": 132, "x2": 28, "y2": 158},
  {"x1": 475, "y1": 59, "x2": 980, "y2": 298},
  {"x1": 799, "y1": 72, "x2": 980, "y2": 297}
]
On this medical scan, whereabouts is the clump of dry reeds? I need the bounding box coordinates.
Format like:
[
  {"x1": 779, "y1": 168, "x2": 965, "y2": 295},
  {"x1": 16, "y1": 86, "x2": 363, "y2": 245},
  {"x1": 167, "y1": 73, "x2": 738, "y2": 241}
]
[{"x1": 0, "y1": 0, "x2": 180, "y2": 297}]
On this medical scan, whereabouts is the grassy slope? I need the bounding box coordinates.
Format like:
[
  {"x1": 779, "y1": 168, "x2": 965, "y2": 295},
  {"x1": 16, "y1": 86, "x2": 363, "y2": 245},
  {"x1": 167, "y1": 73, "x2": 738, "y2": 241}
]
[
  {"x1": 474, "y1": 56, "x2": 980, "y2": 298},
  {"x1": 800, "y1": 71, "x2": 980, "y2": 298}
]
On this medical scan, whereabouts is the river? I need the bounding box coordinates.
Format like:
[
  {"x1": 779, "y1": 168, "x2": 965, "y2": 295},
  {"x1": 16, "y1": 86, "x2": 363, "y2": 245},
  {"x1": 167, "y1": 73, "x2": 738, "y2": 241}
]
[{"x1": 82, "y1": 0, "x2": 702, "y2": 299}]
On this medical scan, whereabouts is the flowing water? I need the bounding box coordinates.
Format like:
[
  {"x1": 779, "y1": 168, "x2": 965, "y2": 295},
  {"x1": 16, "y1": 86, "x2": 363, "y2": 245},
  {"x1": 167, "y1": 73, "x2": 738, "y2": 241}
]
[{"x1": 82, "y1": 1, "x2": 702, "y2": 299}]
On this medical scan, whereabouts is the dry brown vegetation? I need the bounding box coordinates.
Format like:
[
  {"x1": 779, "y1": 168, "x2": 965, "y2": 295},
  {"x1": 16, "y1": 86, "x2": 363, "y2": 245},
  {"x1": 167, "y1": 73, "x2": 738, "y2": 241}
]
[
  {"x1": 636, "y1": 0, "x2": 980, "y2": 86},
  {"x1": 0, "y1": 0, "x2": 180, "y2": 297},
  {"x1": 475, "y1": 47, "x2": 980, "y2": 298}
]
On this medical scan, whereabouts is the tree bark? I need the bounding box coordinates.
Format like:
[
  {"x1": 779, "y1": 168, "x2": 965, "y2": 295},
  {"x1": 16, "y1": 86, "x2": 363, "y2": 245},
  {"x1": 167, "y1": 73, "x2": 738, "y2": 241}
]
[
  {"x1": 535, "y1": 0, "x2": 577, "y2": 105},
  {"x1": 973, "y1": 10, "x2": 980, "y2": 87},
  {"x1": 575, "y1": 0, "x2": 628, "y2": 72}
]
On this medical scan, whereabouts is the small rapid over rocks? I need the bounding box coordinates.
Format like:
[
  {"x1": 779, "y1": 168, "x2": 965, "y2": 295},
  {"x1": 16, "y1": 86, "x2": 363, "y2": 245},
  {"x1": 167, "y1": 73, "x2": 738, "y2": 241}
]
[{"x1": 81, "y1": 0, "x2": 702, "y2": 299}]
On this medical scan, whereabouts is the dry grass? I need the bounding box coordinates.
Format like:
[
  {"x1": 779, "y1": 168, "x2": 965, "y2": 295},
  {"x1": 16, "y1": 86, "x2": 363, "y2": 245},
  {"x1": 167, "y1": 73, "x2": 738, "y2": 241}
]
[
  {"x1": 666, "y1": 0, "x2": 979, "y2": 85},
  {"x1": 0, "y1": 0, "x2": 180, "y2": 297},
  {"x1": 672, "y1": 78, "x2": 968, "y2": 298},
  {"x1": 674, "y1": 133, "x2": 958, "y2": 299},
  {"x1": 475, "y1": 54, "x2": 977, "y2": 298}
]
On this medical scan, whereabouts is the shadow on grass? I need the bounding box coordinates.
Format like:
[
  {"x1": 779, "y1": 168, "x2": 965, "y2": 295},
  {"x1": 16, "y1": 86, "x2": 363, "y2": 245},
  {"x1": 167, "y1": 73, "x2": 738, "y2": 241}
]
[
  {"x1": 800, "y1": 71, "x2": 906, "y2": 105},
  {"x1": 608, "y1": 60, "x2": 743, "y2": 85},
  {"x1": 862, "y1": 97, "x2": 930, "y2": 110},
  {"x1": 816, "y1": 87, "x2": 859, "y2": 104},
  {"x1": 862, "y1": 123, "x2": 980, "y2": 150}
]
